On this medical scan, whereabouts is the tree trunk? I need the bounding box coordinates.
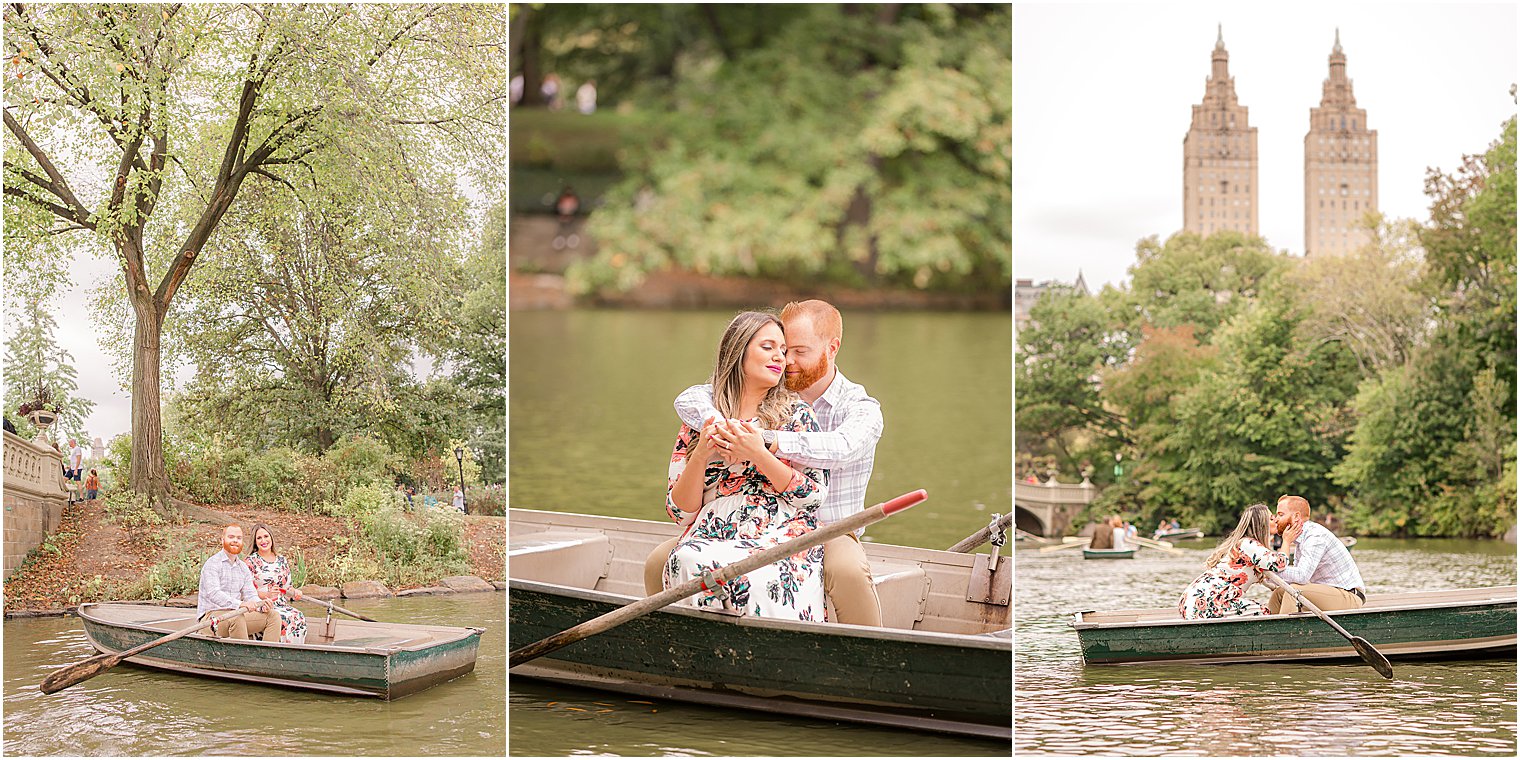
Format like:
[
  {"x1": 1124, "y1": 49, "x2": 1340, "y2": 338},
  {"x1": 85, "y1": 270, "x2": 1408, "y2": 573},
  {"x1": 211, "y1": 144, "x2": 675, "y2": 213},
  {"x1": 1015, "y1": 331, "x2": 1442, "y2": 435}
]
[
  {"x1": 128, "y1": 300, "x2": 173, "y2": 514},
  {"x1": 520, "y1": 6, "x2": 544, "y2": 107}
]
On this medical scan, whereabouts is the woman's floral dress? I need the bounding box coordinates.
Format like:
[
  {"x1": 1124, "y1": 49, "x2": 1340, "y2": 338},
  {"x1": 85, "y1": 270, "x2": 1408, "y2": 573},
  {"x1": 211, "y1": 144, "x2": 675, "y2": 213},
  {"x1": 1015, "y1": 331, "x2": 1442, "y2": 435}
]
[
  {"x1": 1178, "y1": 537, "x2": 1287, "y2": 619},
  {"x1": 663, "y1": 401, "x2": 829, "y2": 621},
  {"x1": 244, "y1": 553, "x2": 308, "y2": 644}
]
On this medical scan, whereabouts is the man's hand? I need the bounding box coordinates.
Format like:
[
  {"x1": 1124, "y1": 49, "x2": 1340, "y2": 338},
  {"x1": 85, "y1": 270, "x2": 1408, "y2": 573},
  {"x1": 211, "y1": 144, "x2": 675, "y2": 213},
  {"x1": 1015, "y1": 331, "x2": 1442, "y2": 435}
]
[
  {"x1": 240, "y1": 599, "x2": 263, "y2": 612},
  {"x1": 714, "y1": 419, "x2": 768, "y2": 462}
]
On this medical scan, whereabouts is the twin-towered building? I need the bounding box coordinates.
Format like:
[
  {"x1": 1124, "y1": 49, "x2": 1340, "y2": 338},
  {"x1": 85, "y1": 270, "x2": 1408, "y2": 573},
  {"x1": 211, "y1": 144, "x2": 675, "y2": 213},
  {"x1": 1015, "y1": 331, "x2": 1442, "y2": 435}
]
[{"x1": 1183, "y1": 26, "x2": 1377, "y2": 256}]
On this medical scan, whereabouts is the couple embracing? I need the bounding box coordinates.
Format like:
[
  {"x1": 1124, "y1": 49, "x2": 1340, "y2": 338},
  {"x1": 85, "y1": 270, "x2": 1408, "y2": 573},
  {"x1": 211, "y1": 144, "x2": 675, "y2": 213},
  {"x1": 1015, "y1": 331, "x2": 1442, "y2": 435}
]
[
  {"x1": 640, "y1": 300, "x2": 887, "y2": 625},
  {"x1": 1180, "y1": 495, "x2": 1366, "y2": 619}
]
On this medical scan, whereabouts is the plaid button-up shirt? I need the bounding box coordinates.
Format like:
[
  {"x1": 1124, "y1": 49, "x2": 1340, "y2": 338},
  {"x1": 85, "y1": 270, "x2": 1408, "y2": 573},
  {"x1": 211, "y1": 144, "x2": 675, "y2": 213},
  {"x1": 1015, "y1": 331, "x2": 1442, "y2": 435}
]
[
  {"x1": 197, "y1": 550, "x2": 259, "y2": 619},
  {"x1": 1278, "y1": 521, "x2": 1366, "y2": 590},
  {"x1": 675, "y1": 369, "x2": 884, "y2": 528}
]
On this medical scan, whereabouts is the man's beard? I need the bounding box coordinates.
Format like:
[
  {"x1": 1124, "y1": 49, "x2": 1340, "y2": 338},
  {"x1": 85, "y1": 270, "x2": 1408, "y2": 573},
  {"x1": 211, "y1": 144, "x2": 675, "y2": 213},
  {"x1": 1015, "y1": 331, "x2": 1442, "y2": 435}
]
[
  {"x1": 785, "y1": 357, "x2": 829, "y2": 392},
  {"x1": 223, "y1": 541, "x2": 241, "y2": 555}
]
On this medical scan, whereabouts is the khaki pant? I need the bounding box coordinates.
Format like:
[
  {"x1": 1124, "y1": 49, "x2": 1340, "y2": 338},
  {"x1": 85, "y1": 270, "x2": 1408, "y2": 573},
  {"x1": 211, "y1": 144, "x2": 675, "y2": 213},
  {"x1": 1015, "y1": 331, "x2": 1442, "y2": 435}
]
[
  {"x1": 643, "y1": 531, "x2": 883, "y2": 627},
  {"x1": 1266, "y1": 583, "x2": 1365, "y2": 614},
  {"x1": 203, "y1": 607, "x2": 282, "y2": 641}
]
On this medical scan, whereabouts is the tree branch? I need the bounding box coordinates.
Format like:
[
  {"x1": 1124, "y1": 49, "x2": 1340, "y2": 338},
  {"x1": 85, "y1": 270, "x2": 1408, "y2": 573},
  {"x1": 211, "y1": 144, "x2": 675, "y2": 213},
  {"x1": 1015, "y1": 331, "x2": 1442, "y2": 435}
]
[{"x1": 3, "y1": 109, "x2": 92, "y2": 225}]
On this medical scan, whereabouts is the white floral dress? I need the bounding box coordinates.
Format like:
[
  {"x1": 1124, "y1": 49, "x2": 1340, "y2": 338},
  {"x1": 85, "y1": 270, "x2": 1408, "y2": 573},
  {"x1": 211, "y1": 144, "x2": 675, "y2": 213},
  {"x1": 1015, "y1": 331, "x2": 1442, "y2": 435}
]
[
  {"x1": 245, "y1": 553, "x2": 308, "y2": 644},
  {"x1": 1178, "y1": 537, "x2": 1287, "y2": 619},
  {"x1": 663, "y1": 402, "x2": 829, "y2": 621}
]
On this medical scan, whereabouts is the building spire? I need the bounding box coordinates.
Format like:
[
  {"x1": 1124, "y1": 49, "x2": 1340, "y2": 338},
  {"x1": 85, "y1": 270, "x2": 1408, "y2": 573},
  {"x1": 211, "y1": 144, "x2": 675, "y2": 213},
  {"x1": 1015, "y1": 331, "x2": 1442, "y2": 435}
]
[
  {"x1": 1215, "y1": 23, "x2": 1224, "y2": 50},
  {"x1": 1333, "y1": 27, "x2": 1342, "y2": 54}
]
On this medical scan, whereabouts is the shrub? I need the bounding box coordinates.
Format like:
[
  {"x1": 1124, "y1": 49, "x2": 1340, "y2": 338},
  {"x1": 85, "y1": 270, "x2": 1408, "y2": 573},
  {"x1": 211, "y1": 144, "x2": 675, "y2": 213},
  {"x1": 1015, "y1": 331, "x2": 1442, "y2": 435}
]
[
  {"x1": 327, "y1": 435, "x2": 401, "y2": 491},
  {"x1": 133, "y1": 540, "x2": 209, "y2": 600},
  {"x1": 331, "y1": 483, "x2": 394, "y2": 520},
  {"x1": 465, "y1": 483, "x2": 505, "y2": 516},
  {"x1": 102, "y1": 492, "x2": 166, "y2": 532}
]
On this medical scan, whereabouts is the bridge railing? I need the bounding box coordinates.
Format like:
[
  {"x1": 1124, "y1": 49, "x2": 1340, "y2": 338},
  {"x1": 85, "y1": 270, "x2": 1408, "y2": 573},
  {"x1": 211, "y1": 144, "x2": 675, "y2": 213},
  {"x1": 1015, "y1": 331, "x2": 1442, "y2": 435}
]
[
  {"x1": 3, "y1": 430, "x2": 68, "y2": 579},
  {"x1": 1014, "y1": 474, "x2": 1097, "y2": 505}
]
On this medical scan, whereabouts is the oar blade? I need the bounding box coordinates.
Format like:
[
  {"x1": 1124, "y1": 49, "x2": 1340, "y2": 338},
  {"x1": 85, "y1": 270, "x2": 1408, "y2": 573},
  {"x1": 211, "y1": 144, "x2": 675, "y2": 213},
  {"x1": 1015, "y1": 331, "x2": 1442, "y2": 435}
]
[
  {"x1": 38, "y1": 653, "x2": 121, "y2": 694},
  {"x1": 1351, "y1": 636, "x2": 1394, "y2": 679}
]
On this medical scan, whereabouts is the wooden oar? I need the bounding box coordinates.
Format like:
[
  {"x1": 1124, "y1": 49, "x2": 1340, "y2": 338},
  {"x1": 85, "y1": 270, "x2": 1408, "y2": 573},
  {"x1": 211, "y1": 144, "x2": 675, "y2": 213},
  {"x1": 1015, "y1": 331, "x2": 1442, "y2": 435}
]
[
  {"x1": 40, "y1": 607, "x2": 251, "y2": 694},
  {"x1": 1041, "y1": 537, "x2": 1091, "y2": 553},
  {"x1": 1130, "y1": 536, "x2": 1185, "y2": 555},
  {"x1": 287, "y1": 590, "x2": 377, "y2": 623},
  {"x1": 1264, "y1": 570, "x2": 1392, "y2": 679},
  {"x1": 509, "y1": 489, "x2": 929, "y2": 669},
  {"x1": 948, "y1": 512, "x2": 1012, "y2": 552}
]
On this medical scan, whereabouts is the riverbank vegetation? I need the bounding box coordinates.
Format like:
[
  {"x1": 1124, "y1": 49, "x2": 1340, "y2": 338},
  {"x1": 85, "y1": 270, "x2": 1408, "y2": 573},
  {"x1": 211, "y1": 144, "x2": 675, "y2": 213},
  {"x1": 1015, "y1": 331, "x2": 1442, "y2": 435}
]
[
  {"x1": 1017, "y1": 118, "x2": 1516, "y2": 538},
  {"x1": 510, "y1": 4, "x2": 1010, "y2": 299}
]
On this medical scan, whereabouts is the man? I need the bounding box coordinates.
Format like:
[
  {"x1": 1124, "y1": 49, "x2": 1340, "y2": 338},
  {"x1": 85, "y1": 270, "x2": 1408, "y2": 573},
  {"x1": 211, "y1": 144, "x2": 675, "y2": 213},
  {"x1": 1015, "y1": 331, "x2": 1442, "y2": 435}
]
[
  {"x1": 66, "y1": 438, "x2": 84, "y2": 504},
  {"x1": 197, "y1": 525, "x2": 282, "y2": 641},
  {"x1": 1265, "y1": 494, "x2": 1366, "y2": 614},
  {"x1": 643, "y1": 300, "x2": 887, "y2": 626}
]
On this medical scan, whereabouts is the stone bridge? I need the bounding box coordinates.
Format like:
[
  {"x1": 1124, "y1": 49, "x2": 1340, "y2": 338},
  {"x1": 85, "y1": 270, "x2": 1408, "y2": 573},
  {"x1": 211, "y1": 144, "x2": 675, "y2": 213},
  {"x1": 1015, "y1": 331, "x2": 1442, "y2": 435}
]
[
  {"x1": 3, "y1": 429, "x2": 67, "y2": 579},
  {"x1": 1015, "y1": 475, "x2": 1097, "y2": 537}
]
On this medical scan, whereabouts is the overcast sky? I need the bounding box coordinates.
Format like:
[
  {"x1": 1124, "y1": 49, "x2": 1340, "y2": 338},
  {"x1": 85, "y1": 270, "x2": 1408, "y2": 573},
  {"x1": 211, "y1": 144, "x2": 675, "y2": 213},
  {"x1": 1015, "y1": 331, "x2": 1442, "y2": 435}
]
[{"x1": 1014, "y1": 2, "x2": 1518, "y2": 291}]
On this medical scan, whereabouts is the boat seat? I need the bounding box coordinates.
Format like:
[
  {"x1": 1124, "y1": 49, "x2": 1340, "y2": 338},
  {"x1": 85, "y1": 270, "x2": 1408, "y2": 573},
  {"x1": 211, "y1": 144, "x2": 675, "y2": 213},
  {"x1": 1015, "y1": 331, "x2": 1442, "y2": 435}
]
[
  {"x1": 822, "y1": 560, "x2": 929, "y2": 629},
  {"x1": 509, "y1": 529, "x2": 613, "y2": 590},
  {"x1": 872, "y1": 562, "x2": 929, "y2": 629}
]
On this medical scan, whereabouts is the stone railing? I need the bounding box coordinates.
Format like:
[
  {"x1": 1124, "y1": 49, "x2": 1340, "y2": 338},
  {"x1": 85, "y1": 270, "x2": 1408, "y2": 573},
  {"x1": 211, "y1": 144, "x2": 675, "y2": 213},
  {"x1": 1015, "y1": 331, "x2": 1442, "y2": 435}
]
[
  {"x1": 3, "y1": 430, "x2": 68, "y2": 580},
  {"x1": 1014, "y1": 474, "x2": 1097, "y2": 505}
]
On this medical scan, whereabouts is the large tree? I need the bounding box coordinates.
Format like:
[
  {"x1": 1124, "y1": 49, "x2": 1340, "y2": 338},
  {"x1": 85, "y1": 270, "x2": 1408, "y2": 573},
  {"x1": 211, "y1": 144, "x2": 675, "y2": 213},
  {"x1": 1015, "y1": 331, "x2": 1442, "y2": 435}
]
[{"x1": 3, "y1": 4, "x2": 503, "y2": 512}]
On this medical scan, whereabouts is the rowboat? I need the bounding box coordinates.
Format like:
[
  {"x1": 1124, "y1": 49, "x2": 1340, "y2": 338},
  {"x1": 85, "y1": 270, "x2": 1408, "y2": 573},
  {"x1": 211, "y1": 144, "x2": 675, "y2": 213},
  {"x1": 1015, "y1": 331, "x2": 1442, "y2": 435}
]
[
  {"x1": 1154, "y1": 528, "x2": 1204, "y2": 541},
  {"x1": 1071, "y1": 586, "x2": 1516, "y2": 665},
  {"x1": 509, "y1": 508, "x2": 1012, "y2": 740},
  {"x1": 75, "y1": 602, "x2": 483, "y2": 698},
  {"x1": 1341, "y1": 536, "x2": 1358, "y2": 550},
  {"x1": 1082, "y1": 548, "x2": 1136, "y2": 559}
]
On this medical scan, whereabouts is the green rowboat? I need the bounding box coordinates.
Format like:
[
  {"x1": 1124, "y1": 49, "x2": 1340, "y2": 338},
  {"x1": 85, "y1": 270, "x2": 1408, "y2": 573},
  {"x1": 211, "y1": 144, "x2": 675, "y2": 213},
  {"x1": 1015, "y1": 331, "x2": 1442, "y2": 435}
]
[
  {"x1": 1072, "y1": 586, "x2": 1516, "y2": 665},
  {"x1": 509, "y1": 508, "x2": 1012, "y2": 740},
  {"x1": 1082, "y1": 548, "x2": 1137, "y2": 559},
  {"x1": 75, "y1": 602, "x2": 483, "y2": 698}
]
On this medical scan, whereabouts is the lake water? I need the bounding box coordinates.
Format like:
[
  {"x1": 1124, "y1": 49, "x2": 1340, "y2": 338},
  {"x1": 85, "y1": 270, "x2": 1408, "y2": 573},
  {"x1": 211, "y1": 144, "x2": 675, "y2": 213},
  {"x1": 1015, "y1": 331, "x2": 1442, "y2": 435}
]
[
  {"x1": 1016, "y1": 537, "x2": 1517, "y2": 756},
  {"x1": 3, "y1": 593, "x2": 504, "y2": 756},
  {"x1": 509, "y1": 308, "x2": 1012, "y2": 755}
]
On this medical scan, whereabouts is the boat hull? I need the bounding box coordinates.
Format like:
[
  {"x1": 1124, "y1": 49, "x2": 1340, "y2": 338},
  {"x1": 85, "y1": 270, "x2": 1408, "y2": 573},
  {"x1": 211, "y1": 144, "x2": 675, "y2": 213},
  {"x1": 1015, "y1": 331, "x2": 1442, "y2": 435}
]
[
  {"x1": 1073, "y1": 591, "x2": 1517, "y2": 666},
  {"x1": 1155, "y1": 529, "x2": 1204, "y2": 541},
  {"x1": 78, "y1": 603, "x2": 483, "y2": 699},
  {"x1": 1083, "y1": 549, "x2": 1136, "y2": 559},
  {"x1": 509, "y1": 580, "x2": 1011, "y2": 739}
]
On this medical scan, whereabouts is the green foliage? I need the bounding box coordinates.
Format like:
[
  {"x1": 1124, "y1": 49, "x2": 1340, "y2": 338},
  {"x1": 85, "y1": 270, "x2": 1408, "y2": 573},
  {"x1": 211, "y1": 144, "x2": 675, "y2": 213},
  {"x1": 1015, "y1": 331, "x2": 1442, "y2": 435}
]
[
  {"x1": 304, "y1": 485, "x2": 468, "y2": 588},
  {"x1": 458, "y1": 204, "x2": 507, "y2": 484},
  {"x1": 1019, "y1": 119, "x2": 1516, "y2": 537},
  {"x1": 465, "y1": 484, "x2": 505, "y2": 516},
  {"x1": 136, "y1": 541, "x2": 209, "y2": 600},
  {"x1": 2, "y1": 292, "x2": 94, "y2": 441},
  {"x1": 568, "y1": 4, "x2": 1010, "y2": 294},
  {"x1": 102, "y1": 492, "x2": 168, "y2": 533},
  {"x1": 4, "y1": 4, "x2": 503, "y2": 505}
]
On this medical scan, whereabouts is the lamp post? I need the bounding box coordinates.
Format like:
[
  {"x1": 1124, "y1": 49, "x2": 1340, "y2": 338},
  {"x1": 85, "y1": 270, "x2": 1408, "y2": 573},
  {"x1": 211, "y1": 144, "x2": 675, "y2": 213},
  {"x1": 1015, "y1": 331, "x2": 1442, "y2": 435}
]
[{"x1": 454, "y1": 445, "x2": 466, "y2": 513}]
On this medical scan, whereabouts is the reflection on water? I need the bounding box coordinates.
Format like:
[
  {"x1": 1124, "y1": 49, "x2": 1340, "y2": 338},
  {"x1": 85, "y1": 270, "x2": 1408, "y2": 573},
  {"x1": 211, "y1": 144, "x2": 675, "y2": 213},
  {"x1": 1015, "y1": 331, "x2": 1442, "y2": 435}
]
[
  {"x1": 509, "y1": 310, "x2": 1011, "y2": 550},
  {"x1": 3, "y1": 594, "x2": 504, "y2": 756},
  {"x1": 1016, "y1": 537, "x2": 1517, "y2": 756},
  {"x1": 510, "y1": 680, "x2": 1008, "y2": 758}
]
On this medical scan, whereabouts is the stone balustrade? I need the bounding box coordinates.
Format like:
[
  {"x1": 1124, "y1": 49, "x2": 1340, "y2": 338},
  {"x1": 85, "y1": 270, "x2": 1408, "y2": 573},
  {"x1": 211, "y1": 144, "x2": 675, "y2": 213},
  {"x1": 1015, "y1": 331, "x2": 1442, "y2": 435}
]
[{"x1": 3, "y1": 430, "x2": 68, "y2": 579}]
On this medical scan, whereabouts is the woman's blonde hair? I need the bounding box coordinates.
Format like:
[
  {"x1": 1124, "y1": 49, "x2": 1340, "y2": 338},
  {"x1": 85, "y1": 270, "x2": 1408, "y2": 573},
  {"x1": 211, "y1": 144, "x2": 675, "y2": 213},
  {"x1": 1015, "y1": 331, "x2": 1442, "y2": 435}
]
[
  {"x1": 1204, "y1": 503, "x2": 1272, "y2": 568},
  {"x1": 710, "y1": 311, "x2": 797, "y2": 430}
]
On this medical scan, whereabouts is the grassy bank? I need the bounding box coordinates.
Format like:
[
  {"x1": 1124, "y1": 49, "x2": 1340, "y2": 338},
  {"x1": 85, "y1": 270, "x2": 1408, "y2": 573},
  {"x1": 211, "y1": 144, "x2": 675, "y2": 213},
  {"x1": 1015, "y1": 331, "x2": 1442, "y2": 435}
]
[{"x1": 2, "y1": 494, "x2": 504, "y2": 612}]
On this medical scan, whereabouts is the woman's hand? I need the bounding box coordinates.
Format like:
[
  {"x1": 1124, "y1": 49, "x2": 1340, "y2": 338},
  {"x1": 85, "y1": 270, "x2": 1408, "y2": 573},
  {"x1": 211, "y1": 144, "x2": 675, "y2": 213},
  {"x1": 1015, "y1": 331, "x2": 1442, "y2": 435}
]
[
  {"x1": 1281, "y1": 521, "x2": 1303, "y2": 553},
  {"x1": 714, "y1": 419, "x2": 769, "y2": 462},
  {"x1": 289, "y1": 587, "x2": 303, "y2": 601}
]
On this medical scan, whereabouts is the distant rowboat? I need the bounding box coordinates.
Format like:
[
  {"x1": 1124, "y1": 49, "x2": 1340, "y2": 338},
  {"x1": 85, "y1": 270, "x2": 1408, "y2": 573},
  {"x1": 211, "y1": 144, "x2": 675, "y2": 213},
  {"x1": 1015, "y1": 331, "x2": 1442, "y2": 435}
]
[
  {"x1": 509, "y1": 508, "x2": 1011, "y2": 740},
  {"x1": 1071, "y1": 586, "x2": 1516, "y2": 665},
  {"x1": 1154, "y1": 528, "x2": 1205, "y2": 541},
  {"x1": 1082, "y1": 548, "x2": 1137, "y2": 560},
  {"x1": 75, "y1": 602, "x2": 483, "y2": 699}
]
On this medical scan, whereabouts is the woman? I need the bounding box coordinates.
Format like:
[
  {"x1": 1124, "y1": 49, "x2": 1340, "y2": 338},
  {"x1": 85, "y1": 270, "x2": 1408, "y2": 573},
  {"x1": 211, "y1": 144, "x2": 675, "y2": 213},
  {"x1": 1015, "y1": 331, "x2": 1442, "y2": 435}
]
[
  {"x1": 1110, "y1": 515, "x2": 1130, "y2": 550},
  {"x1": 664, "y1": 311, "x2": 829, "y2": 621},
  {"x1": 1178, "y1": 504, "x2": 1287, "y2": 619},
  {"x1": 244, "y1": 524, "x2": 308, "y2": 643}
]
